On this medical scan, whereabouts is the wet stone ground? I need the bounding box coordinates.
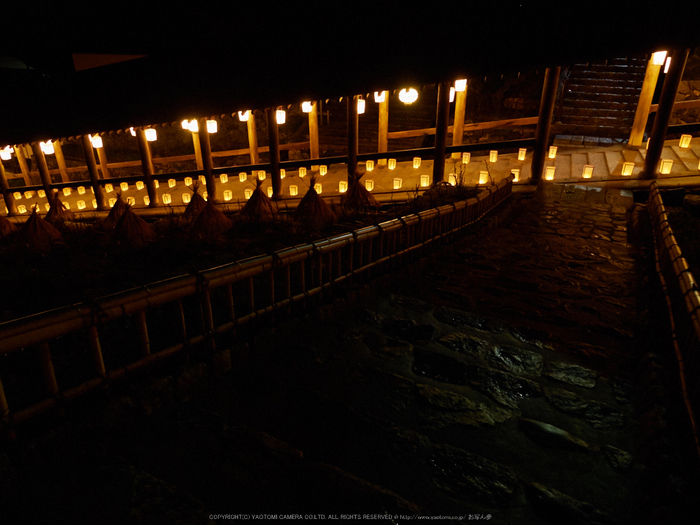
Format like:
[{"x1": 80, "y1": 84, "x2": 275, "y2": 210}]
[{"x1": 2, "y1": 184, "x2": 698, "y2": 524}]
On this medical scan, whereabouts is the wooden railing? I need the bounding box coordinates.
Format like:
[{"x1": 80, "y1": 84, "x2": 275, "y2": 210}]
[
  {"x1": 647, "y1": 181, "x2": 700, "y2": 459},
  {"x1": 0, "y1": 175, "x2": 514, "y2": 435}
]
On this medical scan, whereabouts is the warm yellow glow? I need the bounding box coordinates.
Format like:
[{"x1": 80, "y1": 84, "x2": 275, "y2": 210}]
[
  {"x1": 280, "y1": 169, "x2": 286, "y2": 179},
  {"x1": 479, "y1": 171, "x2": 489, "y2": 184},
  {"x1": 365, "y1": 180, "x2": 374, "y2": 191},
  {"x1": 145, "y1": 128, "x2": 157, "y2": 141},
  {"x1": 13, "y1": 191, "x2": 21, "y2": 200},
  {"x1": 44, "y1": 203, "x2": 51, "y2": 212},
  {"x1": 0, "y1": 146, "x2": 12, "y2": 160},
  {"x1": 393, "y1": 178, "x2": 402, "y2": 190},
  {"x1": 320, "y1": 165, "x2": 327, "y2": 176},
  {"x1": 162, "y1": 193, "x2": 171, "y2": 204},
  {"x1": 374, "y1": 91, "x2": 386, "y2": 103},
  {"x1": 154, "y1": 180, "x2": 159, "y2": 188},
  {"x1": 168, "y1": 178, "x2": 176, "y2": 188},
  {"x1": 462, "y1": 152, "x2": 470, "y2": 164},
  {"x1": 185, "y1": 177, "x2": 193, "y2": 186},
  {"x1": 206, "y1": 119, "x2": 217, "y2": 133},
  {"x1": 314, "y1": 183, "x2": 322, "y2": 194},
  {"x1": 289, "y1": 185, "x2": 298, "y2": 196},
  {"x1": 130, "y1": 127, "x2": 136, "y2": 137},
  {"x1": 302, "y1": 101, "x2": 313, "y2": 113},
  {"x1": 518, "y1": 148, "x2": 527, "y2": 161},
  {"x1": 24, "y1": 191, "x2": 33, "y2": 199},
  {"x1": 199, "y1": 175, "x2": 206, "y2": 185},
  {"x1": 136, "y1": 181, "x2": 144, "y2": 190},
  {"x1": 108, "y1": 197, "x2": 117, "y2": 207},
  {"x1": 652, "y1": 50, "x2": 667, "y2": 65},
  {"x1": 664, "y1": 56, "x2": 671, "y2": 74},
  {"x1": 202, "y1": 191, "x2": 208, "y2": 200},
  {"x1": 388, "y1": 158, "x2": 396, "y2": 170},
  {"x1": 244, "y1": 188, "x2": 253, "y2": 199},
  {"x1": 489, "y1": 150, "x2": 498, "y2": 163},
  {"x1": 267, "y1": 187, "x2": 273, "y2": 197},
  {"x1": 357, "y1": 97, "x2": 365, "y2": 114},
  {"x1": 621, "y1": 162, "x2": 634, "y2": 176},
  {"x1": 181, "y1": 119, "x2": 190, "y2": 130},
  {"x1": 365, "y1": 160, "x2": 374, "y2": 171},
  {"x1": 548, "y1": 146, "x2": 557, "y2": 159},
  {"x1": 238, "y1": 110, "x2": 250, "y2": 121},
  {"x1": 92, "y1": 199, "x2": 98, "y2": 208},
  {"x1": 63, "y1": 187, "x2": 72, "y2": 196},
  {"x1": 511, "y1": 169, "x2": 520, "y2": 182},
  {"x1": 239, "y1": 172, "x2": 247, "y2": 182},
  {"x1": 420, "y1": 174, "x2": 430, "y2": 187},
  {"x1": 223, "y1": 189, "x2": 232, "y2": 201},
  {"x1": 298, "y1": 167, "x2": 307, "y2": 177},
  {"x1": 185, "y1": 119, "x2": 199, "y2": 132},
  {"x1": 220, "y1": 173, "x2": 229, "y2": 183},
  {"x1": 120, "y1": 182, "x2": 129, "y2": 192},
  {"x1": 448, "y1": 174, "x2": 456, "y2": 186},
  {"x1": 399, "y1": 88, "x2": 418, "y2": 104},
  {"x1": 680, "y1": 134, "x2": 692, "y2": 148},
  {"x1": 18, "y1": 204, "x2": 27, "y2": 214},
  {"x1": 449, "y1": 87, "x2": 455, "y2": 103},
  {"x1": 582, "y1": 165, "x2": 594, "y2": 178},
  {"x1": 455, "y1": 79, "x2": 467, "y2": 92},
  {"x1": 660, "y1": 159, "x2": 673, "y2": 174},
  {"x1": 40, "y1": 141, "x2": 54, "y2": 155},
  {"x1": 126, "y1": 196, "x2": 135, "y2": 205},
  {"x1": 276, "y1": 108, "x2": 286, "y2": 125},
  {"x1": 143, "y1": 196, "x2": 150, "y2": 205},
  {"x1": 105, "y1": 183, "x2": 113, "y2": 193},
  {"x1": 258, "y1": 170, "x2": 266, "y2": 180},
  {"x1": 413, "y1": 157, "x2": 421, "y2": 168},
  {"x1": 38, "y1": 190, "x2": 46, "y2": 198},
  {"x1": 90, "y1": 135, "x2": 103, "y2": 149},
  {"x1": 545, "y1": 166, "x2": 555, "y2": 180},
  {"x1": 182, "y1": 193, "x2": 191, "y2": 204},
  {"x1": 63, "y1": 202, "x2": 71, "y2": 210},
  {"x1": 77, "y1": 186, "x2": 85, "y2": 194}
]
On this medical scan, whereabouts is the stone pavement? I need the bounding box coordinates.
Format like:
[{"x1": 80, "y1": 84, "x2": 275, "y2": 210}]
[{"x1": 3, "y1": 183, "x2": 698, "y2": 524}]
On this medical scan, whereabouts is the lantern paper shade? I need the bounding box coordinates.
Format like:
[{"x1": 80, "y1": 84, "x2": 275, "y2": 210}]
[
  {"x1": 257, "y1": 171, "x2": 266, "y2": 180},
  {"x1": 660, "y1": 159, "x2": 673, "y2": 174},
  {"x1": 0, "y1": 146, "x2": 12, "y2": 160},
  {"x1": 38, "y1": 190, "x2": 46, "y2": 198},
  {"x1": 238, "y1": 110, "x2": 250, "y2": 121},
  {"x1": 339, "y1": 181, "x2": 348, "y2": 193},
  {"x1": 420, "y1": 174, "x2": 430, "y2": 187},
  {"x1": 545, "y1": 167, "x2": 555, "y2": 180},
  {"x1": 181, "y1": 193, "x2": 191, "y2": 204},
  {"x1": 548, "y1": 146, "x2": 557, "y2": 159},
  {"x1": 267, "y1": 187, "x2": 273, "y2": 197},
  {"x1": 40, "y1": 141, "x2": 54, "y2": 155},
  {"x1": 239, "y1": 173, "x2": 247, "y2": 182},
  {"x1": 280, "y1": 169, "x2": 285, "y2": 179},
  {"x1": 24, "y1": 191, "x2": 33, "y2": 199},
  {"x1": 244, "y1": 188, "x2": 253, "y2": 199},
  {"x1": 289, "y1": 185, "x2": 298, "y2": 196},
  {"x1": 145, "y1": 128, "x2": 157, "y2": 141},
  {"x1": 365, "y1": 160, "x2": 374, "y2": 171},
  {"x1": 582, "y1": 165, "x2": 593, "y2": 178},
  {"x1": 319, "y1": 165, "x2": 327, "y2": 176},
  {"x1": 448, "y1": 174, "x2": 456, "y2": 186},
  {"x1": 621, "y1": 162, "x2": 634, "y2": 176},
  {"x1": 168, "y1": 179, "x2": 176, "y2": 188},
  {"x1": 108, "y1": 198, "x2": 117, "y2": 207},
  {"x1": 455, "y1": 79, "x2": 467, "y2": 92},
  {"x1": 130, "y1": 127, "x2": 136, "y2": 136},
  {"x1": 357, "y1": 98, "x2": 365, "y2": 114},
  {"x1": 143, "y1": 196, "x2": 150, "y2": 205},
  {"x1": 126, "y1": 196, "x2": 135, "y2": 206},
  {"x1": 479, "y1": 171, "x2": 489, "y2": 184},
  {"x1": 78, "y1": 200, "x2": 86, "y2": 210},
  {"x1": 489, "y1": 151, "x2": 498, "y2": 163},
  {"x1": 18, "y1": 205, "x2": 27, "y2": 214},
  {"x1": 206, "y1": 120, "x2": 217, "y2": 133},
  {"x1": 185, "y1": 177, "x2": 193, "y2": 186},
  {"x1": 276, "y1": 109, "x2": 286, "y2": 125},
  {"x1": 449, "y1": 87, "x2": 455, "y2": 103},
  {"x1": 105, "y1": 184, "x2": 113, "y2": 193},
  {"x1": 413, "y1": 157, "x2": 421, "y2": 168},
  {"x1": 374, "y1": 91, "x2": 385, "y2": 103},
  {"x1": 162, "y1": 194, "x2": 171, "y2": 204},
  {"x1": 518, "y1": 148, "x2": 527, "y2": 161},
  {"x1": 298, "y1": 167, "x2": 307, "y2": 177},
  {"x1": 365, "y1": 180, "x2": 374, "y2": 191},
  {"x1": 302, "y1": 101, "x2": 312, "y2": 113},
  {"x1": 136, "y1": 181, "x2": 144, "y2": 190},
  {"x1": 63, "y1": 187, "x2": 72, "y2": 196},
  {"x1": 314, "y1": 183, "x2": 322, "y2": 194},
  {"x1": 78, "y1": 186, "x2": 85, "y2": 194},
  {"x1": 388, "y1": 159, "x2": 396, "y2": 170},
  {"x1": 393, "y1": 178, "x2": 402, "y2": 190},
  {"x1": 90, "y1": 135, "x2": 103, "y2": 149},
  {"x1": 199, "y1": 175, "x2": 206, "y2": 185},
  {"x1": 399, "y1": 88, "x2": 418, "y2": 104},
  {"x1": 680, "y1": 134, "x2": 692, "y2": 148},
  {"x1": 220, "y1": 173, "x2": 228, "y2": 183},
  {"x1": 652, "y1": 51, "x2": 667, "y2": 65},
  {"x1": 511, "y1": 169, "x2": 520, "y2": 182},
  {"x1": 92, "y1": 199, "x2": 98, "y2": 208},
  {"x1": 462, "y1": 152, "x2": 470, "y2": 164},
  {"x1": 224, "y1": 190, "x2": 232, "y2": 201},
  {"x1": 120, "y1": 182, "x2": 129, "y2": 192}
]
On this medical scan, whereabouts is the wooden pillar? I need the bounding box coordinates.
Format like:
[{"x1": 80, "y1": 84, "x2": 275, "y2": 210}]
[
  {"x1": 14, "y1": 145, "x2": 30, "y2": 186},
  {"x1": 433, "y1": 82, "x2": 450, "y2": 185},
  {"x1": 531, "y1": 66, "x2": 561, "y2": 184},
  {"x1": 30, "y1": 142, "x2": 54, "y2": 202},
  {"x1": 378, "y1": 91, "x2": 389, "y2": 166},
  {"x1": 643, "y1": 49, "x2": 690, "y2": 179},
  {"x1": 135, "y1": 128, "x2": 159, "y2": 207},
  {"x1": 451, "y1": 83, "x2": 468, "y2": 159},
  {"x1": 94, "y1": 135, "x2": 111, "y2": 179},
  {"x1": 629, "y1": 57, "x2": 663, "y2": 146},
  {"x1": 192, "y1": 131, "x2": 204, "y2": 170},
  {"x1": 309, "y1": 101, "x2": 320, "y2": 169},
  {"x1": 247, "y1": 112, "x2": 259, "y2": 165},
  {"x1": 53, "y1": 140, "x2": 69, "y2": 182},
  {"x1": 266, "y1": 108, "x2": 282, "y2": 200},
  {"x1": 197, "y1": 117, "x2": 217, "y2": 201},
  {"x1": 0, "y1": 159, "x2": 18, "y2": 215},
  {"x1": 80, "y1": 135, "x2": 107, "y2": 210},
  {"x1": 347, "y1": 95, "x2": 359, "y2": 185}
]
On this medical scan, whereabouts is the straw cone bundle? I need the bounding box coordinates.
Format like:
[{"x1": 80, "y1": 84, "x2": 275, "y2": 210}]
[
  {"x1": 189, "y1": 200, "x2": 232, "y2": 243},
  {"x1": 240, "y1": 179, "x2": 275, "y2": 221},
  {"x1": 100, "y1": 193, "x2": 128, "y2": 229},
  {"x1": 45, "y1": 191, "x2": 75, "y2": 224},
  {"x1": 341, "y1": 172, "x2": 380, "y2": 211},
  {"x1": 0, "y1": 213, "x2": 18, "y2": 239},
  {"x1": 294, "y1": 176, "x2": 336, "y2": 229},
  {"x1": 114, "y1": 205, "x2": 156, "y2": 248},
  {"x1": 183, "y1": 182, "x2": 207, "y2": 222},
  {"x1": 23, "y1": 206, "x2": 62, "y2": 252}
]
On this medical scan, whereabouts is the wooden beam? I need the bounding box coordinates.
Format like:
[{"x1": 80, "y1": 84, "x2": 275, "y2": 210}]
[
  {"x1": 247, "y1": 112, "x2": 259, "y2": 165},
  {"x1": 30, "y1": 142, "x2": 54, "y2": 201},
  {"x1": 433, "y1": 82, "x2": 450, "y2": 184},
  {"x1": 80, "y1": 135, "x2": 107, "y2": 210},
  {"x1": 95, "y1": 136, "x2": 111, "y2": 179},
  {"x1": 135, "y1": 128, "x2": 159, "y2": 207},
  {"x1": 649, "y1": 98, "x2": 700, "y2": 113},
  {"x1": 266, "y1": 108, "x2": 282, "y2": 200},
  {"x1": 531, "y1": 66, "x2": 561, "y2": 184},
  {"x1": 387, "y1": 116, "x2": 539, "y2": 140},
  {"x1": 192, "y1": 131, "x2": 204, "y2": 170},
  {"x1": 347, "y1": 95, "x2": 359, "y2": 184},
  {"x1": 308, "y1": 101, "x2": 320, "y2": 164},
  {"x1": 53, "y1": 140, "x2": 69, "y2": 182},
  {"x1": 378, "y1": 91, "x2": 389, "y2": 166},
  {"x1": 197, "y1": 118, "x2": 217, "y2": 201},
  {"x1": 629, "y1": 57, "x2": 662, "y2": 146},
  {"x1": 451, "y1": 84, "x2": 468, "y2": 159}
]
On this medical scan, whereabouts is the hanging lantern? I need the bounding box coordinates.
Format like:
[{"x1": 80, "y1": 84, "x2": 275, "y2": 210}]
[
  {"x1": 652, "y1": 50, "x2": 667, "y2": 65},
  {"x1": 545, "y1": 166, "x2": 556, "y2": 180},
  {"x1": 357, "y1": 96, "x2": 365, "y2": 114},
  {"x1": 289, "y1": 185, "x2": 299, "y2": 196},
  {"x1": 220, "y1": 173, "x2": 229, "y2": 183},
  {"x1": 582, "y1": 165, "x2": 594, "y2": 179},
  {"x1": 420, "y1": 174, "x2": 430, "y2": 187},
  {"x1": 145, "y1": 128, "x2": 157, "y2": 141},
  {"x1": 462, "y1": 152, "x2": 471, "y2": 164},
  {"x1": 298, "y1": 167, "x2": 307, "y2": 177},
  {"x1": 548, "y1": 146, "x2": 558, "y2": 159},
  {"x1": 455, "y1": 79, "x2": 467, "y2": 92},
  {"x1": 388, "y1": 158, "x2": 396, "y2": 170},
  {"x1": 393, "y1": 178, "x2": 402, "y2": 190},
  {"x1": 90, "y1": 134, "x2": 103, "y2": 149},
  {"x1": 374, "y1": 91, "x2": 386, "y2": 103},
  {"x1": 206, "y1": 119, "x2": 218, "y2": 133},
  {"x1": 413, "y1": 157, "x2": 421, "y2": 168},
  {"x1": 40, "y1": 141, "x2": 54, "y2": 155},
  {"x1": 0, "y1": 146, "x2": 13, "y2": 160},
  {"x1": 319, "y1": 165, "x2": 327, "y2": 176},
  {"x1": 238, "y1": 110, "x2": 250, "y2": 121},
  {"x1": 518, "y1": 148, "x2": 527, "y2": 161},
  {"x1": 680, "y1": 134, "x2": 692, "y2": 148},
  {"x1": 489, "y1": 150, "x2": 498, "y2": 163},
  {"x1": 660, "y1": 159, "x2": 673, "y2": 174},
  {"x1": 365, "y1": 160, "x2": 375, "y2": 172},
  {"x1": 511, "y1": 169, "x2": 520, "y2": 182},
  {"x1": 479, "y1": 171, "x2": 489, "y2": 184},
  {"x1": 302, "y1": 101, "x2": 313, "y2": 113},
  {"x1": 399, "y1": 88, "x2": 418, "y2": 104},
  {"x1": 621, "y1": 162, "x2": 635, "y2": 176},
  {"x1": 365, "y1": 180, "x2": 374, "y2": 191},
  {"x1": 276, "y1": 108, "x2": 286, "y2": 125}
]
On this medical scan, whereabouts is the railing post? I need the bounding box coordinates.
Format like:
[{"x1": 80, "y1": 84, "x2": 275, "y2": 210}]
[
  {"x1": 80, "y1": 134, "x2": 108, "y2": 210},
  {"x1": 433, "y1": 82, "x2": 450, "y2": 185},
  {"x1": 629, "y1": 56, "x2": 663, "y2": 146},
  {"x1": 135, "y1": 127, "x2": 159, "y2": 207},
  {"x1": 347, "y1": 95, "x2": 359, "y2": 186},
  {"x1": 247, "y1": 112, "x2": 260, "y2": 165},
  {"x1": 451, "y1": 81, "x2": 468, "y2": 159},
  {"x1": 30, "y1": 142, "x2": 54, "y2": 205},
  {"x1": 197, "y1": 117, "x2": 218, "y2": 202},
  {"x1": 531, "y1": 66, "x2": 561, "y2": 184},
  {"x1": 53, "y1": 140, "x2": 69, "y2": 183},
  {"x1": 13, "y1": 145, "x2": 31, "y2": 186},
  {"x1": 266, "y1": 108, "x2": 282, "y2": 200},
  {"x1": 192, "y1": 130, "x2": 204, "y2": 170},
  {"x1": 0, "y1": 159, "x2": 18, "y2": 215},
  {"x1": 308, "y1": 101, "x2": 320, "y2": 169},
  {"x1": 643, "y1": 49, "x2": 691, "y2": 179},
  {"x1": 94, "y1": 134, "x2": 112, "y2": 179}
]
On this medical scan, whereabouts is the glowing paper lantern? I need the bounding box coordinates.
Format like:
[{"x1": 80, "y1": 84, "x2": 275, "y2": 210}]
[
  {"x1": 365, "y1": 160, "x2": 375, "y2": 171},
  {"x1": 680, "y1": 134, "x2": 692, "y2": 148},
  {"x1": 399, "y1": 88, "x2": 418, "y2": 104},
  {"x1": 374, "y1": 91, "x2": 386, "y2": 103},
  {"x1": 223, "y1": 190, "x2": 232, "y2": 201},
  {"x1": 660, "y1": 159, "x2": 673, "y2": 174},
  {"x1": 449, "y1": 87, "x2": 455, "y2": 103},
  {"x1": 239, "y1": 172, "x2": 247, "y2": 182},
  {"x1": 257, "y1": 171, "x2": 266, "y2": 180},
  {"x1": 413, "y1": 157, "x2": 421, "y2": 168},
  {"x1": 40, "y1": 141, "x2": 54, "y2": 155},
  {"x1": 220, "y1": 173, "x2": 229, "y2": 183},
  {"x1": 161, "y1": 193, "x2": 172, "y2": 204},
  {"x1": 511, "y1": 169, "x2": 520, "y2": 182},
  {"x1": 664, "y1": 57, "x2": 671, "y2": 74},
  {"x1": 182, "y1": 193, "x2": 191, "y2": 204},
  {"x1": 13, "y1": 191, "x2": 21, "y2": 200},
  {"x1": 145, "y1": 128, "x2": 157, "y2": 141},
  {"x1": 582, "y1": 165, "x2": 594, "y2": 178},
  {"x1": 63, "y1": 202, "x2": 71, "y2": 210},
  {"x1": 18, "y1": 204, "x2": 27, "y2": 214},
  {"x1": 130, "y1": 127, "x2": 136, "y2": 136},
  {"x1": 126, "y1": 196, "x2": 135, "y2": 205},
  {"x1": 388, "y1": 159, "x2": 396, "y2": 170},
  {"x1": 24, "y1": 191, "x2": 33, "y2": 199},
  {"x1": 548, "y1": 146, "x2": 558, "y2": 159},
  {"x1": 455, "y1": 79, "x2": 467, "y2": 92},
  {"x1": 120, "y1": 182, "x2": 129, "y2": 192},
  {"x1": 78, "y1": 186, "x2": 85, "y2": 194},
  {"x1": 545, "y1": 166, "x2": 556, "y2": 180},
  {"x1": 298, "y1": 167, "x2": 307, "y2": 177},
  {"x1": 185, "y1": 177, "x2": 193, "y2": 186},
  {"x1": 154, "y1": 180, "x2": 159, "y2": 188},
  {"x1": 136, "y1": 181, "x2": 145, "y2": 190},
  {"x1": 199, "y1": 175, "x2": 206, "y2": 185},
  {"x1": 479, "y1": 171, "x2": 489, "y2": 184},
  {"x1": 186, "y1": 119, "x2": 199, "y2": 132},
  {"x1": 319, "y1": 165, "x2": 327, "y2": 176},
  {"x1": 0, "y1": 146, "x2": 12, "y2": 160},
  {"x1": 489, "y1": 150, "x2": 498, "y2": 163},
  {"x1": 63, "y1": 187, "x2": 72, "y2": 196},
  {"x1": 621, "y1": 162, "x2": 634, "y2": 176},
  {"x1": 420, "y1": 175, "x2": 430, "y2": 187},
  {"x1": 462, "y1": 152, "x2": 470, "y2": 164},
  {"x1": 365, "y1": 180, "x2": 374, "y2": 191},
  {"x1": 267, "y1": 187, "x2": 273, "y2": 197},
  {"x1": 244, "y1": 188, "x2": 253, "y2": 199},
  {"x1": 302, "y1": 101, "x2": 313, "y2": 113},
  {"x1": 314, "y1": 183, "x2": 322, "y2": 194},
  {"x1": 206, "y1": 119, "x2": 217, "y2": 133},
  {"x1": 280, "y1": 169, "x2": 286, "y2": 179},
  {"x1": 90, "y1": 135, "x2": 103, "y2": 149},
  {"x1": 518, "y1": 148, "x2": 527, "y2": 161},
  {"x1": 448, "y1": 174, "x2": 456, "y2": 186},
  {"x1": 143, "y1": 196, "x2": 150, "y2": 205},
  {"x1": 652, "y1": 51, "x2": 667, "y2": 65},
  {"x1": 92, "y1": 199, "x2": 97, "y2": 208},
  {"x1": 181, "y1": 119, "x2": 190, "y2": 130},
  {"x1": 108, "y1": 197, "x2": 117, "y2": 207},
  {"x1": 202, "y1": 191, "x2": 208, "y2": 200},
  {"x1": 238, "y1": 110, "x2": 250, "y2": 121},
  {"x1": 393, "y1": 178, "x2": 402, "y2": 190},
  {"x1": 276, "y1": 108, "x2": 286, "y2": 124},
  {"x1": 357, "y1": 97, "x2": 365, "y2": 114},
  {"x1": 38, "y1": 190, "x2": 46, "y2": 198},
  {"x1": 289, "y1": 185, "x2": 298, "y2": 196}
]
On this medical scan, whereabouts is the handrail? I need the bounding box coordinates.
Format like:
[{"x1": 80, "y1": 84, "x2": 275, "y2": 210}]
[{"x1": 0, "y1": 175, "x2": 514, "y2": 431}]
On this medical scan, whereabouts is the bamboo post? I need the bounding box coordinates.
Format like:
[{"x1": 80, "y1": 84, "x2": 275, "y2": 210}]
[
  {"x1": 451, "y1": 83, "x2": 468, "y2": 159},
  {"x1": 192, "y1": 131, "x2": 204, "y2": 170},
  {"x1": 197, "y1": 117, "x2": 218, "y2": 202},
  {"x1": 136, "y1": 310, "x2": 151, "y2": 357},
  {"x1": 53, "y1": 140, "x2": 69, "y2": 182},
  {"x1": 30, "y1": 142, "x2": 54, "y2": 202},
  {"x1": 629, "y1": 56, "x2": 663, "y2": 146},
  {"x1": 308, "y1": 101, "x2": 320, "y2": 169},
  {"x1": 247, "y1": 112, "x2": 260, "y2": 165},
  {"x1": 433, "y1": 82, "x2": 450, "y2": 185},
  {"x1": 94, "y1": 135, "x2": 111, "y2": 179},
  {"x1": 80, "y1": 135, "x2": 107, "y2": 210},
  {"x1": 378, "y1": 91, "x2": 389, "y2": 166},
  {"x1": 266, "y1": 108, "x2": 282, "y2": 200},
  {"x1": 347, "y1": 95, "x2": 359, "y2": 185},
  {"x1": 0, "y1": 159, "x2": 18, "y2": 215},
  {"x1": 13, "y1": 145, "x2": 31, "y2": 186},
  {"x1": 643, "y1": 49, "x2": 690, "y2": 179},
  {"x1": 135, "y1": 128, "x2": 159, "y2": 207},
  {"x1": 38, "y1": 342, "x2": 59, "y2": 398},
  {"x1": 531, "y1": 66, "x2": 561, "y2": 184}
]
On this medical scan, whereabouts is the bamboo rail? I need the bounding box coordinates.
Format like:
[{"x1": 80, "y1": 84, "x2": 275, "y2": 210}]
[{"x1": 0, "y1": 175, "x2": 514, "y2": 433}]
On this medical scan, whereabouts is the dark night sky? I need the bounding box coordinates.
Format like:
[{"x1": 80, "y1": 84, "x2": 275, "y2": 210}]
[{"x1": 2, "y1": 1, "x2": 699, "y2": 144}]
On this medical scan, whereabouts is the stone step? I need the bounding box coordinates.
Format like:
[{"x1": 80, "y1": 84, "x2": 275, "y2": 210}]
[
  {"x1": 670, "y1": 144, "x2": 700, "y2": 171},
  {"x1": 571, "y1": 152, "x2": 590, "y2": 180},
  {"x1": 567, "y1": 83, "x2": 641, "y2": 95},
  {"x1": 588, "y1": 151, "x2": 610, "y2": 177},
  {"x1": 605, "y1": 150, "x2": 624, "y2": 175}
]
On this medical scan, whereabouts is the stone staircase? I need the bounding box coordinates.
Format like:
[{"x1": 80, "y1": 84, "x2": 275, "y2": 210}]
[{"x1": 555, "y1": 57, "x2": 648, "y2": 139}]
